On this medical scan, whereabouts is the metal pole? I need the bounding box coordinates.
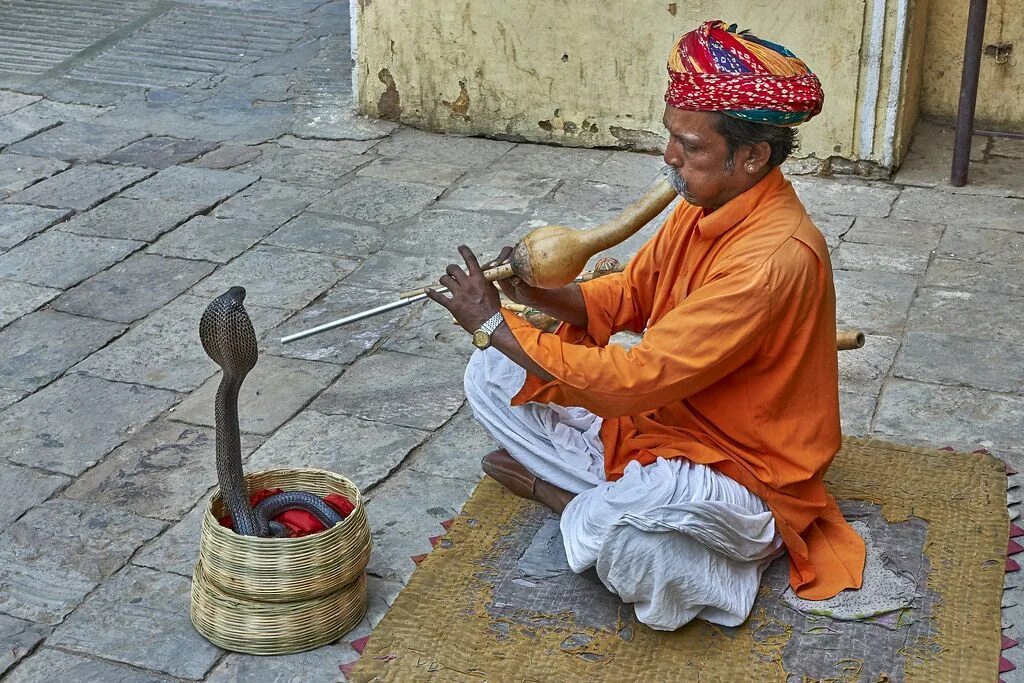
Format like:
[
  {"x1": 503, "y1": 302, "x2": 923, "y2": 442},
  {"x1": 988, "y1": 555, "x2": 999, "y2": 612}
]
[
  {"x1": 951, "y1": 0, "x2": 989, "y2": 186},
  {"x1": 279, "y1": 293, "x2": 428, "y2": 344}
]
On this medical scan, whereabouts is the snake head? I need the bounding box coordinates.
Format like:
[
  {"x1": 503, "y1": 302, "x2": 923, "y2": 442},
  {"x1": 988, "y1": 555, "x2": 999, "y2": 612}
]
[{"x1": 199, "y1": 287, "x2": 259, "y2": 376}]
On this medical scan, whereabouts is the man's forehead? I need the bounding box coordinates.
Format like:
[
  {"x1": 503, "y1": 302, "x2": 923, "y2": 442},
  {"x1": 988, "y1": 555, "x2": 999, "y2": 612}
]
[{"x1": 663, "y1": 108, "x2": 713, "y2": 139}]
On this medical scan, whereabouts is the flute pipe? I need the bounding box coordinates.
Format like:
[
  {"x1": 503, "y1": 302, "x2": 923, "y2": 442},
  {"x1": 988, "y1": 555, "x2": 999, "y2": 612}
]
[
  {"x1": 402, "y1": 261, "x2": 626, "y2": 300},
  {"x1": 399, "y1": 263, "x2": 513, "y2": 300},
  {"x1": 279, "y1": 293, "x2": 428, "y2": 344}
]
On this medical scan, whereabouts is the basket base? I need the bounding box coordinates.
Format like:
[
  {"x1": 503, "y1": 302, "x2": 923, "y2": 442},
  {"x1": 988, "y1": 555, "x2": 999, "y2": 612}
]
[{"x1": 190, "y1": 562, "x2": 367, "y2": 656}]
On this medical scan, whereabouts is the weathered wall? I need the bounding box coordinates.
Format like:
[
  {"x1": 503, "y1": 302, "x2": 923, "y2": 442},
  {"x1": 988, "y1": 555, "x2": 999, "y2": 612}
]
[
  {"x1": 355, "y1": 0, "x2": 924, "y2": 170},
  {"x1": 919, "y1": 0, "x2": 1023, "y2": 128}
]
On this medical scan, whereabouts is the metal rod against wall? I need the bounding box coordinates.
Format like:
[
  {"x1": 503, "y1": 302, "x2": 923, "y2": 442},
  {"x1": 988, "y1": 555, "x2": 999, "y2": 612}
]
[
  {"x1": 975, "y1": 129, "x2": 1024, "y2": 140},
  {"x1": 951, "y1": 0, "x2": 989, "y2": 186}
]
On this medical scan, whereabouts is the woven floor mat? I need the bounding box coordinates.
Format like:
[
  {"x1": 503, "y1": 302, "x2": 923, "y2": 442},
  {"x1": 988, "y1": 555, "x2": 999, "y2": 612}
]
[{"x1": 352, "y1": 437, "x2": 1007, "y2": 681}]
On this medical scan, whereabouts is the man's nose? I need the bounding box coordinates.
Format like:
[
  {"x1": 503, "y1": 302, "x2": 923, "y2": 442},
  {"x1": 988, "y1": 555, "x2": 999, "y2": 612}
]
[{"x1": 663, "y1": 142, "x2": 682, "y2": 169}]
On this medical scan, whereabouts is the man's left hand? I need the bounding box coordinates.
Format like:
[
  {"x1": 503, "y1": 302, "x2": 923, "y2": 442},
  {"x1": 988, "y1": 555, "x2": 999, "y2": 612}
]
[{"x1": 424, "y1": 245, "x2": 502, "y2": 334}]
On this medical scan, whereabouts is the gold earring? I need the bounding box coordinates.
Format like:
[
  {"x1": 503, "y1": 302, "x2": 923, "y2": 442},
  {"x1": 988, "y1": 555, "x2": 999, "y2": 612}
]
[{"x1": 747, "y1": 165, "x2": 756, "y2": 173}]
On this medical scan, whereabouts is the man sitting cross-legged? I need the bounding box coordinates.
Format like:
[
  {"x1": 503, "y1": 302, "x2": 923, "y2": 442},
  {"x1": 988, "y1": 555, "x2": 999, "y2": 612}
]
[{"x1": 425, "y1": 20, "x2": 866, "y2": 631}]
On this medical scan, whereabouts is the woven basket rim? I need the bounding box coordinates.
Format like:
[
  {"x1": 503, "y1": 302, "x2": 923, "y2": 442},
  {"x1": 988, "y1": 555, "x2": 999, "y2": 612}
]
[{"x1": 203, "y1": 467, "x2": 365, "y2": 544}]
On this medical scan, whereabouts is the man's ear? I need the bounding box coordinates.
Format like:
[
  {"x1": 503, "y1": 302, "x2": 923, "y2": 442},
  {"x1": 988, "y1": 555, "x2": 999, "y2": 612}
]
[{"x1": 743, "y1": 141, "x2": 772, "y2": 174}]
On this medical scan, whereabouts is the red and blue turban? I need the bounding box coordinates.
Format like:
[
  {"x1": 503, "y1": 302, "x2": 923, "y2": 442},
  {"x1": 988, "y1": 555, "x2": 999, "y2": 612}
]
[{"x1": 665, "y1": 21, "x2": 823, "y2": 126}]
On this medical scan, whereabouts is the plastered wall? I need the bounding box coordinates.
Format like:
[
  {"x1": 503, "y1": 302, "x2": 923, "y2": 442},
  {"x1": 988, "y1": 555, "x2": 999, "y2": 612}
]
[{"x1": 355, "y1": 0, "x2": 927, "y2": 170}]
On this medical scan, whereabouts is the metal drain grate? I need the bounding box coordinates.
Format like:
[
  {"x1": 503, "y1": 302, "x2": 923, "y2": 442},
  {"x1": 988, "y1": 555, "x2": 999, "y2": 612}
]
[
  {"x1": 0, "y1": 0, "x2": 154, "y2": 76},
  {"x1": 66, "y1": 4, "x2": 306, "y2": 88}
]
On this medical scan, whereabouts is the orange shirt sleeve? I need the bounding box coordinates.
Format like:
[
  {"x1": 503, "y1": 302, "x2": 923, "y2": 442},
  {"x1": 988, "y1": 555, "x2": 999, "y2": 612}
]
[{"x1": 507, "y1": 258, "x2": 771, "y2": 418}]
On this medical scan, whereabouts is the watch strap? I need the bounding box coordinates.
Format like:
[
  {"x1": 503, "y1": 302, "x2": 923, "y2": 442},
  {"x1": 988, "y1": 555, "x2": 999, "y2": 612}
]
[{"x1": 479, "y1": 310, "x2": 504, "y2": 335}]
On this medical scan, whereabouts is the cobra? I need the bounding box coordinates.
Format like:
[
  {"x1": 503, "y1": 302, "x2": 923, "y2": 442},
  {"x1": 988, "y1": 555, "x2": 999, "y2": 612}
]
[{"x1": 199, "y1": 287, "x2": 344, "y2": 537}]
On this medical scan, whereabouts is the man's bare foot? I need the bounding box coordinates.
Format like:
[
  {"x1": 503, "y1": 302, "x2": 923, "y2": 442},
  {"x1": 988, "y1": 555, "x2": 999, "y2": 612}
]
[{"x1": 481, "y1": 449, "x2": 576, "y2": 514}]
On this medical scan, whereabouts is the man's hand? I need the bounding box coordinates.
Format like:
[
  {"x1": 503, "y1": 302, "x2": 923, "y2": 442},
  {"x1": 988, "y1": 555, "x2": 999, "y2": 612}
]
[
  {"x1": 483, "y1": 246, "x2": 548, "y2": 306},
  {"x1": 425, "y1": 245, "x2": 502, "y2": 334}
]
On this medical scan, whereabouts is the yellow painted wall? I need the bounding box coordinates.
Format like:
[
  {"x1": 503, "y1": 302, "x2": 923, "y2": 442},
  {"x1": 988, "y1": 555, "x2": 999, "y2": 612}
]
[
  {"x1": 919, "y1": 0, "x2": 1023, "y2": 128},
  {"x1": 354, "y1": 0, "x2": 927, "y2": 169}
]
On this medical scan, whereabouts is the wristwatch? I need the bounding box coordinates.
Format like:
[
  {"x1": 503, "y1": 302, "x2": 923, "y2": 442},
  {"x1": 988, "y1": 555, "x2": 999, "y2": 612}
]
[{"x1": 472, "y1": 311, "x2": 505, "y2": 349}]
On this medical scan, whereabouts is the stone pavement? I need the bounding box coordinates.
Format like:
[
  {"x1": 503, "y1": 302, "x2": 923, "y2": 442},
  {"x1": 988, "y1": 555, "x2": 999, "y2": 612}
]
[{"x1": 0, "y1": 2, "x2": 1023, "y2": 681}]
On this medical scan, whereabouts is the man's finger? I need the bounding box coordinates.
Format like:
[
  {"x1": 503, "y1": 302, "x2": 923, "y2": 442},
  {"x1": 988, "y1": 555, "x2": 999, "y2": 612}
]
[
  {"x1": 424, "y1": 287, "x2": 452, "y2": 308},
  {"x1": 459, "y1": 244, "x2": 482, "y2": 276},
  {"x1": 445, "y1": 263, "x2": 466, "y2": 283}
]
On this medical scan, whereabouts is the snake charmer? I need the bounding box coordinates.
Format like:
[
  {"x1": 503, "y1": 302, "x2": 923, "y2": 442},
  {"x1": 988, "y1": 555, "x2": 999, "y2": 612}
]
[{"x1": 425, "y1": 20, "x2": 867, "y2": 630}]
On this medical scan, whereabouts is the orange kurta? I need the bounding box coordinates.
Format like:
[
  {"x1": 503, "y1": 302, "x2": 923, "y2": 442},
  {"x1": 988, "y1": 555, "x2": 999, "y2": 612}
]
[{"x1": 503, "y1": 168, "x2": 865, "y2": 600}]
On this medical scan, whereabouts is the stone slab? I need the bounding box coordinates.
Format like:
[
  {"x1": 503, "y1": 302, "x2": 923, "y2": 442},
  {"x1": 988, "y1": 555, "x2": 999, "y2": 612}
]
[
  {"x1": 387, "y1": 208, "x2": 522, "y2": 258},
  {"x1": 307, "y1": 176, "x2": 442, "y2": 225},
  {"x1": 342, "y1": 249, "x2": 466, "y2": 294},
  {"x1": 925, "y1": 257, "x2": 1024, "y2": 298},
  {"x1": 875, "y1": 378, "x2": 1024, "y2": 454},
  {"x1": 0, "y1": 204, "x2": 71, "y2": 250},
  {"x1": 101, "y1": 136, "x2": 218, "y2": 168},
  {"x1": 119, "y1": 165, "x2": 258, "y2": 208},
  {"x1": 211, "y1": 178, "x2": 328, "y2": 228},
  {"x1": 0, "y1": 154, "x2": 69, "y2": 198},
  {"x1": 356, "y1": 156, "x2": 465, "y2": 188},
  {"x1": 992, "y1": 137, "x2": 1024, "y2": 159},
  {"x1": 0, "y1": 92, "x2": 40, "y2": 117},
  {"x1": 54, "y1": 197, "x2": 200, "y2": 242},
  {"x1": 893, "y1": 187, "x2": 1024, "y2": 231},
  {"x1": 833, "y1": 269, "x2": 918, "y2": 335},
  {"x1": 49, "y1": 565, "x2": 221, "y2": 680},
  {"x1": 268, "y1": 284, "x2": 410, "y2": 365},
  {"x1": 0, "y1": 499, "x2": 164, "y2": 625},
  {"x1": 310, "y1": 350, "x2": 465, "y2": 430},
  {"x1": 0, "y1": 388, "x2": 22, "y2": 411},
  {"x1": 0, "y1": 231, "x2": 142, "y2": 288},
  {"x1": 407, "y1": 403, "x2": 494, "y2": 482},
  {"x1": 839, "y1": 389, "x2": 877, "y2": 436},
  {"x1": 937, "y1": 225, "x2": 1024, "y2": 265},
  {"x1": 4, "y1": 649, "x2": 164, "y2": 683},
  {"x1": 4, "y1": 163, "x2": 153, "y2": 210},
  {"x1": 833, "y1": 241, "x2": 930, "y2": 275},
  {"x1": 0, "y1": 279, "x2": 60, "y2": 328},
  {"x1": 0, "y1": 462, "x2": 70, "y2": 532},
  {"x1": 264, "y1": 211, "x2": 387, "y2": 259},
  {"x1": 844, "y1": 216, "x2": 945, "y2": 250},
  {"x1": 64, "y1": 419, "x2": 260, "y2": 521},
  {"x1": 585, "y1": 150, "x2": 664, "y2": 188},
  {"x1": 207, "y1": 644, "x2": 359, "y2": 683},
  {"x1": 275, "y1": 134, "x2": 381, "y2": 155},
  {"x1": 190, "y1": 246, "x2": 357, "y2": 310},
  {"x1": 172, "y1": 355, "x2": 342, "y2": 435},
  {"x1": 291, "y1": 107, "x2": 397, "y2": 141},
  {"x1": 75, "y1": 295, "x2": 291, "y2": 392},
  {"x1": 364, "y1": 468, "x2": 476, "y2": 583},
  {"x1": 810, "y1": 213, "x2": 854, "y2": 249},
  {"x1": 435, "y1": 170, "x2": 558, "y2": 213},
  {"x1": 147, "y1": 216, "x2": 275, "y2": 263},
  {"x1": 247, "y1": 410, "x2": 429, "y2": 491},
  {"x1": 237, "y1": 144, "x2": 370, "y2": 187},
  {"x1": 5, "y1": 121, "x2": 147, "y2": 162},
  {"x1": 0, "y1": 614, "x2": 48, "y2": 677},
  {"x1": 894, "y1": 288, "x2": 1024, "y2": 393},
  {"x1": 383, "y1": 299, "x2": 477, "y2": 364},
  {"x1": 0, "y1": 374, "x2": 178, "y2": 476},
  {"x1": 0, "y1": 108, "x2": 59, "y2": 149},
  {"x1": 894, "y1": 121, "x2": 988, "y2": 188},
  {"x1": 132, "y1": 494, "x2": 210, "y2": 578},
  {"x1": 491, "y1": 144, "x2": 613, "y2": 180},
  {"x1": 373, "y1": 127, "x2": 513, "y2": 167},
  {"x1": 52, "y1": 253, "x2": 216, "y2": 323},
  {"x1": 0, "y1": 310, "x2": 125, "y2": 393},
  {"x1": 191, "y1": 144, "x2": 262, "y2": 169},
  {"x1": 791, "y1": 177, "x2": 900, "y2": 218},
  {"x1": 839, "y1": 334, "x2": 900, "y2": 394}
]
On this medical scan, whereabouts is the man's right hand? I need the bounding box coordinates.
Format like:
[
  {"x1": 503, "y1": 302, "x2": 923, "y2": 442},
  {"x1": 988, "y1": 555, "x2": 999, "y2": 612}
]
[{"x1": 483, "y1": 246, "x2": 548, "y2": 306}]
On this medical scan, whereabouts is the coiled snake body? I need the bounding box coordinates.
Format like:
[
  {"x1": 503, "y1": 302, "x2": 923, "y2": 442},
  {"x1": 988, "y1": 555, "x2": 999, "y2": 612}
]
[{"x1": 200, "y1": 287, "x2": 344, "y2": 537}]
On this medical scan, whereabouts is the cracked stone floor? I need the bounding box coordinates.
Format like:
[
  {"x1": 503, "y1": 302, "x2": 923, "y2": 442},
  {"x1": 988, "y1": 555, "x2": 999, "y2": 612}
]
[{"x1": 0, "y1": 1, "x2": 1023, "y2": 681}]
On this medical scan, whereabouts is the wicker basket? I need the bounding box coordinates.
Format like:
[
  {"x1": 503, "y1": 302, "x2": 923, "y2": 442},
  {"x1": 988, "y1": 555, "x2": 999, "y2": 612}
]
[
  {"x1": 191, "y1": 562, "x2": 367, "y2": 655},
  {"x1": 198, "y1": 467, "x2": 371, "y2": 603}
]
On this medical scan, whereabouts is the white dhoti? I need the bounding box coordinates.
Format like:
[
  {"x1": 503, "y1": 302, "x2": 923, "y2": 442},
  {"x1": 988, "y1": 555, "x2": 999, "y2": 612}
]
[{"x1": 464, "y1": 348, "x2": 783, "y2": 630}]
